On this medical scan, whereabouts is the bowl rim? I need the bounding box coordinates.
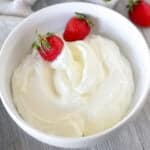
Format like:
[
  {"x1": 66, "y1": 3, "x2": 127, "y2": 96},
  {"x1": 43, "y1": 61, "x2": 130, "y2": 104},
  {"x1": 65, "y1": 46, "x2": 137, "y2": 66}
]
[{"x1": 0, "y1": 1, "x2": 150, "y2": 143}]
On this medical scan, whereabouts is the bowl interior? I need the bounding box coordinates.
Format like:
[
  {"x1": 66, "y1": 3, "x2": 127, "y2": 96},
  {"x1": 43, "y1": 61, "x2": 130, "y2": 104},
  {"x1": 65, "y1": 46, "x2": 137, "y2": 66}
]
[{"x1": 0, "y1": 2, "x2": 150, "y2": 148}]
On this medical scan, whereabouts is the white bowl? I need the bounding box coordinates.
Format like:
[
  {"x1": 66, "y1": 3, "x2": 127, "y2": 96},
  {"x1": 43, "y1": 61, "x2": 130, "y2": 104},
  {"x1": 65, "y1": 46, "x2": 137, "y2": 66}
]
[{"x1": 0, "y1": 2, "x2": 150, "y2": 149}]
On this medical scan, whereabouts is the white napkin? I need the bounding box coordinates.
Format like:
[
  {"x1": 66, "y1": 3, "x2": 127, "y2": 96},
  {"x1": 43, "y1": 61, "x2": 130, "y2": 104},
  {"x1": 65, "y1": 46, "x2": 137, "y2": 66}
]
[
  {"x1": 0, "y1": 0, "x2": 37, "y2": 17},
  {"x1": 0, "y1": 16, "x2": 23, "y2": 48},
  {"x1": 0, "y1": 0, "x2": 119, "y2": 18}
]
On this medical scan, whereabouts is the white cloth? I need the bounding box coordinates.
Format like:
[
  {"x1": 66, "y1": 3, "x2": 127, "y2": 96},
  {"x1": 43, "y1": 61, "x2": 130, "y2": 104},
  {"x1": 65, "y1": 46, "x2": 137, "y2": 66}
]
[
  {"x1": 0, "y1": 0, "x2": 118, "y2": 18},
  {"x1": 0, "y1": 16, "x2": 23, "y2": 48},
  {"x1": 0, "y1": 0, "x2": 37, "y2": 17}
]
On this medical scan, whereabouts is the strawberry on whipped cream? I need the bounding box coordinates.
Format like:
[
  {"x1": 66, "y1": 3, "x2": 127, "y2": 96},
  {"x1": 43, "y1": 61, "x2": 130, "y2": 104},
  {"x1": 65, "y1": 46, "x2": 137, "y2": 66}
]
[{"x1": 12, "y1": 34, "x2": 134, "y2": 137}]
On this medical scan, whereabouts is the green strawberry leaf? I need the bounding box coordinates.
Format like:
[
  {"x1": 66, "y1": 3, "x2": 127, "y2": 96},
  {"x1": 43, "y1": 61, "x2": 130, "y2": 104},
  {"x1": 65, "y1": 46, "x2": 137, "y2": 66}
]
[{"x1": 32, "y1": 41, "x2": 40, "y2": 49}]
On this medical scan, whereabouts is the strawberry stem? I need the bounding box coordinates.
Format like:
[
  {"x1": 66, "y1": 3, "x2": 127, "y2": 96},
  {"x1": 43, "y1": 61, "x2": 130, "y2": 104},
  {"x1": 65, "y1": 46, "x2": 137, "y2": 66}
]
[
  {"x1": 41, "y1": 39, "x2": 51, "y2": 50},
  {"x1": 75, "y1": 12, "x2": 87, "y2": 19},
  {"x1": 46, "y1": 32, "x2": 54, "y2": 37},
  {"x1": 103, "y1": 0, "x2": 111, "y2": 2},
  {"x1": 127, "y1": 0, "x2": 141, "y2": 12},
  {"x1": 32, "y1": 41, "x2": 40, "y2": 49},
  {"x1": 75, "y1": 12, "x2": 94, "y2": 27},
  {"x1": 32, "y1": 31, "x2": 52, "y2": 52}
]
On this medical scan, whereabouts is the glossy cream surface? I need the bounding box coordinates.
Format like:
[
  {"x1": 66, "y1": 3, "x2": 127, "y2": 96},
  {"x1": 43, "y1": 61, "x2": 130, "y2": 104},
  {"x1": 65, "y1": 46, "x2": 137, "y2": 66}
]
[{"x1": 12, "y1": 34, "x2": 134, "y2": 137}]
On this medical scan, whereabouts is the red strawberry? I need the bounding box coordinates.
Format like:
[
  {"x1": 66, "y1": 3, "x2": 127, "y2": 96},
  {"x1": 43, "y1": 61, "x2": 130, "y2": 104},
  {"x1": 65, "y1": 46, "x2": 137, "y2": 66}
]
[
  {"x1": 63, "y1": 12, "x2": 93, "y2": 41},
  {"x1": 32, "y1": 32, "x2": 64, "y2": 61},
  {"x1": 127, "y1": 0, "x2": 150, "y2": 27}
]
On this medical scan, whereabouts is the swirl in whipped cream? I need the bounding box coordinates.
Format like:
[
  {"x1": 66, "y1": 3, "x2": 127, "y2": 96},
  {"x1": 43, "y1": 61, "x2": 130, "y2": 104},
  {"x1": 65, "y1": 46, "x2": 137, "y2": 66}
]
[{"x1": 12, "y1": 34, "x2": 134, "y2": 137}]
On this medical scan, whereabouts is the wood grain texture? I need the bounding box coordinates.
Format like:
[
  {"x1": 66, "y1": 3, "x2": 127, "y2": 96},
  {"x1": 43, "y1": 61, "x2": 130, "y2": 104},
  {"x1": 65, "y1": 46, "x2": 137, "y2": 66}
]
[{"x1": 0, "y1": 0, "x2": 150, "y2": 149}]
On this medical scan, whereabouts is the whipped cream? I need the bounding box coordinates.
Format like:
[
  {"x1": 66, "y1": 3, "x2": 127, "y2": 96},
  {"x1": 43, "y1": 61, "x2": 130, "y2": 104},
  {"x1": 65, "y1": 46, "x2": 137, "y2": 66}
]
[{"x1": 12, "y1": 34, "x2": 134, "y2": 137}]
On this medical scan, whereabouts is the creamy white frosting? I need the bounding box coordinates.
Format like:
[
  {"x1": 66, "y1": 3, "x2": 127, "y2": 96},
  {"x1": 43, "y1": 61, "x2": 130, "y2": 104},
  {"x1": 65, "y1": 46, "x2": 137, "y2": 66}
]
[{"x1": 12, "y1": 34, "x2": 134, "y2": 137}]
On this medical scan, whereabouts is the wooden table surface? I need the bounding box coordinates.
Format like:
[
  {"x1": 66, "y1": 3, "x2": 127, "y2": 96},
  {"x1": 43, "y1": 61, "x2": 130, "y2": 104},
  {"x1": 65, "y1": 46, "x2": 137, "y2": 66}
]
[{"x1": 0, "y1": 0, "x2": 150, "y2": 150}]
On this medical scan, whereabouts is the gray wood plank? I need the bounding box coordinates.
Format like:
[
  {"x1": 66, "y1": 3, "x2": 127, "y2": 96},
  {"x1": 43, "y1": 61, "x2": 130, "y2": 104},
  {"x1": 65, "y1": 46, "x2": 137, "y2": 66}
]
[
  {"x1": 94, "y1": 123, "x2": 143, "y2": 150},
  {"x1": 142, "y1": 28, "x2": 150, "y2": 47}
]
